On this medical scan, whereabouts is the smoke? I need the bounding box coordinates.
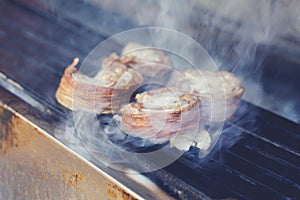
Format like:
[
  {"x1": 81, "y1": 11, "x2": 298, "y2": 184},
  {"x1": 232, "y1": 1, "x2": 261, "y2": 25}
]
[
  {"x1": 88, "y1": 0, "x2": 300, "y2": 123},
  {"x1": 54, "y1": 110, "x2": 193, "y2": 173},
  {"x1": 47, "y1": 0, "x2": 300, "y2": 174},
  {"x1": 98, "y1": 0, "x2": 300, "y2": 47},
  {"x1": 31, "y1": 0, "x2": 300, "y2": 123}
]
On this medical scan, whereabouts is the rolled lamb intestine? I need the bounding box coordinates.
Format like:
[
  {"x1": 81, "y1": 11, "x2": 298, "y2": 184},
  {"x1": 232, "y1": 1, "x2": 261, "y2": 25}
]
[
  {"x1": 55, "y1": 55, "x2": 143, "y2": 113},
  {"x1": 120, "y1": 87, "x2": 203, "y2": 143},
  {"x1": 168, "y1": 69, "x2": 244, "y2": 122},
  {"x1": 121, "y1": 42, "x2": 172, "y2": 82}
]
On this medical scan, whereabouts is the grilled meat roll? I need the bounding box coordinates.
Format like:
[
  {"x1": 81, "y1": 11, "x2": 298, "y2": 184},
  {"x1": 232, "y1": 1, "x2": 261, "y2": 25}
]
[
  {"x1": 121, "y1": 42, "x2": 172, "y2": 82},
  {"x1": 120, "y1": 87, "x2": 201, "y2": 142},
  {"x1": 55, "y1": 55, "x2": 143, "y2": 113},
  {"x1": 169, "y1": 70, "x2": 244, "y2": 122}
]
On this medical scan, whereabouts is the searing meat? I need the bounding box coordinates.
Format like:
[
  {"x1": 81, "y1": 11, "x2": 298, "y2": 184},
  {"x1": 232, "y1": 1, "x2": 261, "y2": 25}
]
[
  {"x1": 169, "y1": 70, "x2": 244, "y2": 122},
  {"x1": 120, "y1": 87, "x2": 202, "y2": 142},
  {"x1": 121, "y1": 42, "x2": 172, "y2": 82},
  {"x1": 55, "y1": 56, "x2": 143, "y2": 113}
]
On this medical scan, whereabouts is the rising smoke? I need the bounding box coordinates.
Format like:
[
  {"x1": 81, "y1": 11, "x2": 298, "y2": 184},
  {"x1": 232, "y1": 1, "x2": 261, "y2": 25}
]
[
  {"x1": 52, "y1": 0, "x2": 300, "y2": 173},
  {"x1": 92, "y1": 0, "x2": 300, "y2": 123}
]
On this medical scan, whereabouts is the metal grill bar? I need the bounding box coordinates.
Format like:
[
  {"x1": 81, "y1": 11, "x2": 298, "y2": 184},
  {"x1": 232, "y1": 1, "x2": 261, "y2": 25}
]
[{"x1": 0, "y1": 0, "x2": 299, "y2": 199}]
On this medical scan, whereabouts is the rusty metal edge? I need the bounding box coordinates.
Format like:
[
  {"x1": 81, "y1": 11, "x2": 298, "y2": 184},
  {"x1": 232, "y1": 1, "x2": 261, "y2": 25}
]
[{"x1": 0, "y1": 85, "x2": 147, "y2": 200}]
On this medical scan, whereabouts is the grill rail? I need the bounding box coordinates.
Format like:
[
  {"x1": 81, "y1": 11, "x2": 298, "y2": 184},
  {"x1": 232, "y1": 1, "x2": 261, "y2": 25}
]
[{"x1": 0, "y1": 0, "x2": 299, "y2": 199}]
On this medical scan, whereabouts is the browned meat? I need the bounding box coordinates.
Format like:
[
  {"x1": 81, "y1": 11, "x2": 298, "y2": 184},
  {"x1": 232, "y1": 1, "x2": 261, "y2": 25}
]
[
  {"x1": 121, "y1": 42, "x2": 172, "y2": 82},
  {"x1": 55, "y1": 56, "x2": 143, "y2": 113},
  {"x1": 169, "y1": 70, "x2": 244, "y2": 122},
  {"x1": 120, "y1": 87, "x2": 201, "y2": 142}
]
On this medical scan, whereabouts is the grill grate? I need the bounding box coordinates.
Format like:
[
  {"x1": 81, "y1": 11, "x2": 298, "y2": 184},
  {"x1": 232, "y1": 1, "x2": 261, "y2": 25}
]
[{"x1": 0, "y1": 0, "x2": 299, "y2": 199}]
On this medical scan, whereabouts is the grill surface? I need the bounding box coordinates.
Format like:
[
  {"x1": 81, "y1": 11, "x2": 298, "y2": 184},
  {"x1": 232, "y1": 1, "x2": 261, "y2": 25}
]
[{"x1": 0, "y1": 0, "x2": 300, "y2": 199}]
